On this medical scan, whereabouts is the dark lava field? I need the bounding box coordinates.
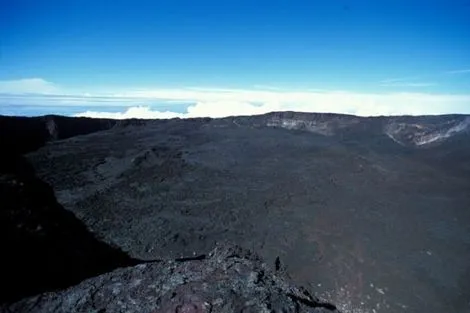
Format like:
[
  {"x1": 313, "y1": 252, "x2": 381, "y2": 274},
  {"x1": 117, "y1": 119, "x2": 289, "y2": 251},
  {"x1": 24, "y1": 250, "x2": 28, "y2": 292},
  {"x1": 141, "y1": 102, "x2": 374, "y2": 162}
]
[{"x1": 1, "y1": 111, "x2": 470, "y2": 313}]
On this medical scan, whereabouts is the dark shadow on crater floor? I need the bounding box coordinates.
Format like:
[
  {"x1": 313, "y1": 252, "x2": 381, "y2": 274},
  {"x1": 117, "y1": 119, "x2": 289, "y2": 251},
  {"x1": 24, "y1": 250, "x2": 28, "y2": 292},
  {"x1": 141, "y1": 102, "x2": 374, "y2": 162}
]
[{"x1": 0, "y1": 153, "x2": 140, "y2": 304}]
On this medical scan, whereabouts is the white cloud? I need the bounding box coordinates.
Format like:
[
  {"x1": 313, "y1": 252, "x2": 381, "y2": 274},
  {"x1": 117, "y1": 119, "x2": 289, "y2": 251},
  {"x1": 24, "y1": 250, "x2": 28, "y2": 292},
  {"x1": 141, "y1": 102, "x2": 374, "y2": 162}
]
[
  {"x1": 0, "y1": 78, "x2": 59, "y2": 94},
  {"x1": 1, "y1": 78, "x2": 470, "y2": 118},
  {"x1": 446, "y1": 69, "x2": 470, "y2": 74},
  {"x1": 378, "y1": 76, "x2": 437, "y2": 88},
  {"x1": 379, "y1": 82, "x2": 437, "y2": 87},
  {"x1": 115, "y1": 88, "x2": 470, "y2": 114},
  {"x1": 74, "y1": 106, "x2": 186, "y2": 119},
  {"x1": 379, "y1": 76, "x2": 422, "y2": 84},
  {"x1": 73, "y1": 91, "x2": 470, "y2": 119},
  {"x1": 73, "y1": 101, "x2": 281, "y2": 119}
]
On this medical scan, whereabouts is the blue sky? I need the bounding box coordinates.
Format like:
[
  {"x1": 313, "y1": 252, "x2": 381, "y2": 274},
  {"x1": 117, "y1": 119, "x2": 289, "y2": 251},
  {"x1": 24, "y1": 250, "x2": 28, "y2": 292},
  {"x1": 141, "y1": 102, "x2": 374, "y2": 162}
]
[{"x1": 1, "y1": 0, "x2": 470, "y2": 118}]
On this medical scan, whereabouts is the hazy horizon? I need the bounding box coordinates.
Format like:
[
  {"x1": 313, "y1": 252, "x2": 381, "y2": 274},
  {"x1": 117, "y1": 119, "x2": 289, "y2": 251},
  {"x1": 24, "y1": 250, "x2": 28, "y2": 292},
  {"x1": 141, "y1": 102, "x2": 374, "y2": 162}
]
[{"x1": 1, "y1": 0, "x2": 470, "y2": 118}]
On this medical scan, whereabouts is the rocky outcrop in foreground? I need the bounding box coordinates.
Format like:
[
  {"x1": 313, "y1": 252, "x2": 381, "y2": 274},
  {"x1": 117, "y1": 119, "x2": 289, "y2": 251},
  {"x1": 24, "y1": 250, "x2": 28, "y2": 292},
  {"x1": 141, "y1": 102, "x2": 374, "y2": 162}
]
[{"x1": 2, "y1": 245, "x2": 338, "y2": 313}]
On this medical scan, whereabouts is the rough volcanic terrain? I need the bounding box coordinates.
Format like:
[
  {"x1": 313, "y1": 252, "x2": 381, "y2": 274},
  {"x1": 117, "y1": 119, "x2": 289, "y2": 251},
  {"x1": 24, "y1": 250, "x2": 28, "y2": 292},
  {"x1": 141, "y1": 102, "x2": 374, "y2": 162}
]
[
  {"x1": 2, "y1": 245, "x2": 339, "y2": 313},
  {"x1": 2, "y1": 112, "x2": 470, "y2": 313}
]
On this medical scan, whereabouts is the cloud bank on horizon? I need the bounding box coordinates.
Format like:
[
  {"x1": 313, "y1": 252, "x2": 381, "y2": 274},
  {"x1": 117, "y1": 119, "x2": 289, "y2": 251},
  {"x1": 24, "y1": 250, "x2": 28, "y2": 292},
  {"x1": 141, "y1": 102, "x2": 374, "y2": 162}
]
[{"x1": 1, "y1": 78, "x2": 470, "y2": 119}]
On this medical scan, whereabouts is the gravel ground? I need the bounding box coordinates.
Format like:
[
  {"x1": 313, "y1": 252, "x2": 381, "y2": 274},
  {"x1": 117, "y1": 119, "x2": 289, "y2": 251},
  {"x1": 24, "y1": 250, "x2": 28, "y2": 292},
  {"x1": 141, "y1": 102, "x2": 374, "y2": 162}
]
[{"x1": 25, "y1": 112, "x2": 470, "y2": 313}]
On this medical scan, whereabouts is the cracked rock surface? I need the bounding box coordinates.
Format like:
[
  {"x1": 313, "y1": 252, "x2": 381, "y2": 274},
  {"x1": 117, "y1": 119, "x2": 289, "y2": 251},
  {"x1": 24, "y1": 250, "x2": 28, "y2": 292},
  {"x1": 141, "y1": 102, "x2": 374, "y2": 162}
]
[{"x1": 1, "y1": 245, "x2": 338, "y2": 313}]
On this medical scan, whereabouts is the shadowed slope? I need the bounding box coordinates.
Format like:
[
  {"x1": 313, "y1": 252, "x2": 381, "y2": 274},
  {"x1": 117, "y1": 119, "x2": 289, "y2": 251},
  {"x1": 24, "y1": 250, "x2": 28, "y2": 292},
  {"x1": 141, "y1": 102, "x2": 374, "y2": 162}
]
[{"x1": 0, "y1": 154, "x2": 140, "y2": 303}]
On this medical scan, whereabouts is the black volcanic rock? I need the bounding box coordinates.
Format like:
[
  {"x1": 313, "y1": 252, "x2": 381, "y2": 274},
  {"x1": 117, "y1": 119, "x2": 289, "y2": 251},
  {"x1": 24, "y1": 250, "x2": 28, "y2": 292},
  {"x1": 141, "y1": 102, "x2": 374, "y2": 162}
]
[
  {"x1": 0, "y1": 154, "x2": 139, "y2": 303},
  {"x1": 22, "y1": 112, "x2": 470, "y2": 313},
  {"x1": 2, "y1": 111, "x2": 470, "y2": 313},
  {"x1": 1, "y1": 245, "x2": 339, "y2": 313}
]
